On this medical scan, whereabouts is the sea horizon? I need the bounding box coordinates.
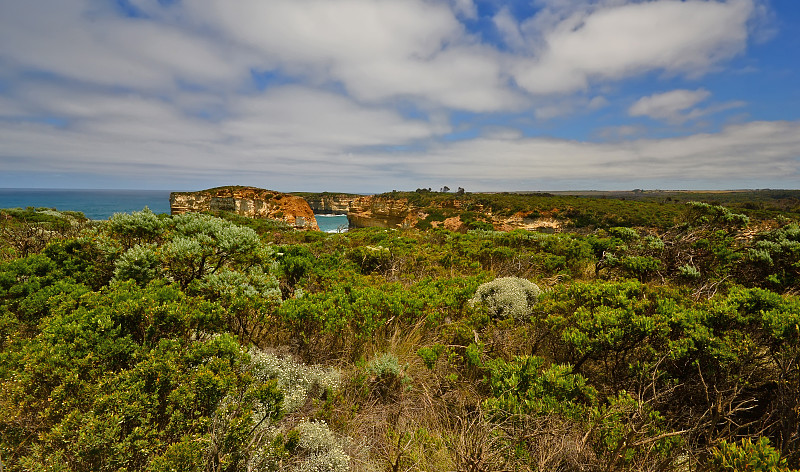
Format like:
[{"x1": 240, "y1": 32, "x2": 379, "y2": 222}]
[
  {"x1": 0, "y1": 188, "x2": 172, "y2": 220},
  {"x1": 0, "y1": 188, "x2": 350, "y2": 231}
]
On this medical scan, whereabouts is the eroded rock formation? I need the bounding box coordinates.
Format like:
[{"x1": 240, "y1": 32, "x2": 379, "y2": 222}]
[
  {"x1": 303, "y1": 193, "x2": 355, "y2": 215},
  {"x1": 170, "y1": 187, "x2": 319, "y2": 230},
  {"x1": 346, "y1": 196, "x2": 421, "y2": 229},
  {"x1": 339, "y1": 195, "x2": 564, "y2": 232}
]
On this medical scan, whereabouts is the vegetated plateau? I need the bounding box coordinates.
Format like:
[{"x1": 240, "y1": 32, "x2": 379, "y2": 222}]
[{"x1": 1, "y1": 189, "x2": 799, "y2": 472}]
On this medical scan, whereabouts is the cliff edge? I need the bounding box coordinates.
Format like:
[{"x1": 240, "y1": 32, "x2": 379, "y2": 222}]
[{"x1": 170, "y1": 186, "x2": 319, "y2": 230}]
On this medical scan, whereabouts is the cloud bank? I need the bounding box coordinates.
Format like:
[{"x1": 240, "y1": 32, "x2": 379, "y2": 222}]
[{"x1": 0, "y1": 0, "x2": 796, "y2": 191}]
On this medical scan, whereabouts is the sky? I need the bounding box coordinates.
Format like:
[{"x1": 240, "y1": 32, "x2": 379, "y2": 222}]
[{"x1": 0, "y1": 0, "x2": 798, "y2": 193}]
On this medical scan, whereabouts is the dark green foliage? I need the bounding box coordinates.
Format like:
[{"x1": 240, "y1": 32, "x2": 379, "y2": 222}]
[
  {"x1": 740, "y1": 223, "x2": 800, "y2": 290},
  {"x1": 346, "y1": 244, "x2": 392, "y2": 274},
  {"x1": 277, "y1": 245, "x2": 315, "y2": 288},
  {"x1": 484, "y1": 356, "x2": 597, "y2": 419}
]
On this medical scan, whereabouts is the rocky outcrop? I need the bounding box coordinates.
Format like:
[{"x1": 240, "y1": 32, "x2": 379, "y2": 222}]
[
  {"x1": 494, "y1": 213, "x2": 563, "y2": 233},
  {"x1": 303, "y1": 193, "x2": 356, "y2": 215},
  {"x1": 170, "y1": 187, "x2": 319, "y2": 230},
  {"x1": 343, "y1": 195, "x2": 565, "y2": 232},
  {"x1": 347, "y1": 196, "x2": 422, "y2": 229}
]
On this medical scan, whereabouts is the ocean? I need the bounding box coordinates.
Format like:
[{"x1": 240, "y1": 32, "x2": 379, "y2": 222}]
[
  {"x1": 0, "y1": 189, "x2": 171, "y2": 220},
  {"x1": 315, "y1": 214, "x2": 349, "y2": 233},
  {"x1": 0, "y1": 189, "x2": 349, "y2": 231}
]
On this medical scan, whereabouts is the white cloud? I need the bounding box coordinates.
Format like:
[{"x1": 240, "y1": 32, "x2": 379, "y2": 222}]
[
  {"x1": 0, "y1": 81, "x2": 445, "y2": 188},
  {"x1": 588, "y1": 96, "x2": 610, "y2": 110},
  {"x1": 513, "y1": 0, "x2": 754, "y2": 94},
  {"x1": 596, "y1": 124, "x2": 648, "y2": 140},
  {"x1": 0, "y1": 1, "x2": 245, "y2": 91},
  {"x1": 0, "y1": 0, "x2": 762, "y2": 113},
  {"x1": 399, "y1": 120, "x2": 800, "y2": 188},
  {"x1": 629, "y1": 89, "x2": 746, "y2": 124},
  {"x1": 2, "y1": 77, "x2": 797, "y2": 191},
  {"x1": 532, "y1": 95, "x2": 610, "y2": 120},
  {"x1": 494, "y1": 7, "x2": 527, "y2": 51},
  {"x1": 451, "y1": 0, "x2": 478, "y2": 19},
  {"x1": 629, "y1": 89, "x2": 711, "y2": 123},
  {"x1": 178, "y1": 0, "x2": 521, "y2": 111},
  {"x1": 223, "y1": 86, "x2": 445, "y2": 150}
]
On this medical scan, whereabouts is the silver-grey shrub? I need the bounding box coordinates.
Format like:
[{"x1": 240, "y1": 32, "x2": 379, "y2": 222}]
[
  {"x1": 470, "y1": 276, "x2": 541, "y2": 321},
  {"x1": 214, "y1": 350, "x2": 347, "y2": 471},
  {"x1": 194, "y1": 267, "x2": 281, "y2": 302},
  {"x1": 248, "y1": 349, "x2": 341, "y2": 413},
  {"x1": 107, "y1": 207, "x2": 164, "y2": 248},
  {"x1": 293, "y1": 420, "x2": 350, "y2": 472}
]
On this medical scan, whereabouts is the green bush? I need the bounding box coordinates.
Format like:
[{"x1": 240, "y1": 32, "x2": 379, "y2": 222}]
[
  {"x1": 710, "y1": 437, "x2": 797, "y2": 472},
  {"x1": 107, "y1": 208, "x2": 165, "y2": 249},
  {"x1": 483, "y1": 355, "x2": 597, "y2": 419},
  {"x1": 346, "y1": 245, "x2": 391, "y2": 274},
  {"x1": 113, "y1": 243, "x2": 160, "y2": 286},
  {"x1": 609, "y1": 226, "x2": 640, "y2": 242}
]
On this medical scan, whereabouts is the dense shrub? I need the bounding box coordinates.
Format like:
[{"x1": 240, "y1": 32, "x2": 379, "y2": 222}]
[
  {"x1": 710, "y1": 437, "x2": 798, "y2": 472},
  {"x1": 2, "y1": 195, "x2": 800, "y2": 471},
  {"x1": 470, "y1": 276, "x2": 541, "y2": 320}
]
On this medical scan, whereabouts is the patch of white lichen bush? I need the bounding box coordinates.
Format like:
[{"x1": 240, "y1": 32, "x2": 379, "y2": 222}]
[
  {"x1": 212, "y1": 349, "x2": 348, "y2": 471},
  {"x1": 248, "y1": 349, "x2": 342, "y2": 414},
  {"x1": 292, "y1": 420, "x2": 351, "y2": 472},
  {"x1": 469, "y1": 276, "x2": 541, "y2": 321}
]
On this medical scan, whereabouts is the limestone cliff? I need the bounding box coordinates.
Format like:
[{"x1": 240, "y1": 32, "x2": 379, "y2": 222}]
[
  {"x1": 170, "y1": 187, "x2": 319, "y2": 230},
  {"x1": 302, "y1": 193, "x2": 357, "y2": 215},
  {"x1": 342, "y1": 195, "x2": 564, "y2": 232},
  {"x1": 346, "y1": 196, "x2": 422, "y2": 229}
]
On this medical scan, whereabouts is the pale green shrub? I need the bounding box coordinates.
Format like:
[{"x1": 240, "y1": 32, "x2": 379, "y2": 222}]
[
  {"x1": 609, "y1": 226, "x2": 640, "y2": 242},
  {"x1": 644, "y1": 235, "x2": 665, "y2": 250},
  {"x1": 365, "y1": 353, "x2": 411, "y2": 401},
  {"x1": 162, "y1": 236, "x2": 205, "y2": 287},
  {"x1": 367, "y1": 352, "x2": 403, "y2": 379},
  {"x1": 164, "y1": 214, "x2": 266, "y2": 288},
  {"x1": 239, "y1": 353, "x2": 348, "y2": 471},
  {"x1": 107, "y1": 207, "x2": 164, "y2": 248},
  {"x1": 470, "y1": 276, "x2": 541, "y2": 320},
  {"x1": 194, "y1": 267, "x2": 281, "y2": 302},
  {"x1": 112, "y1": 243, "x2": 160, "y2": 286},
  {"x1": 678, "y1": 264, "x2": 701, "y2": 279},
  {"x1": 171, "y1": 212, "x2": 225, "y2": 237}
]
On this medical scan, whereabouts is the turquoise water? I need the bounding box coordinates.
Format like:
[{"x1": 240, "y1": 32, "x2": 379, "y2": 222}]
[
  {"x1": 0, "y1": 189, "x2": 171, "y2": 220},
  {"x1": 315, "y1": 214, "x2": 349, "y2": 233}
]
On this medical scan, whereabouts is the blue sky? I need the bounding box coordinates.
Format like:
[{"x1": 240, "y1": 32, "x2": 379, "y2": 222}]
[{"x1": 0, "y1": 0, "x2": 798, "y2": 192}]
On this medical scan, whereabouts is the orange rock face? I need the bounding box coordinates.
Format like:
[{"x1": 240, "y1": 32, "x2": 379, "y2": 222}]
[
  {"x1": 340, "y1": 195, "x2": 565, "y2": 232},
  {"x1": 347, "y1": 196, "x2": 417, "y2": 229},
  {"x1": 170, "y1": 186, "x2": 319, "y2": 230}
]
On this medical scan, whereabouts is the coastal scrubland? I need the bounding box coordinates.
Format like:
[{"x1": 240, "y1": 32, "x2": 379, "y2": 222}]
[{"x1": 1, "y1": 191, "x2": 799, "y2": 471}]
